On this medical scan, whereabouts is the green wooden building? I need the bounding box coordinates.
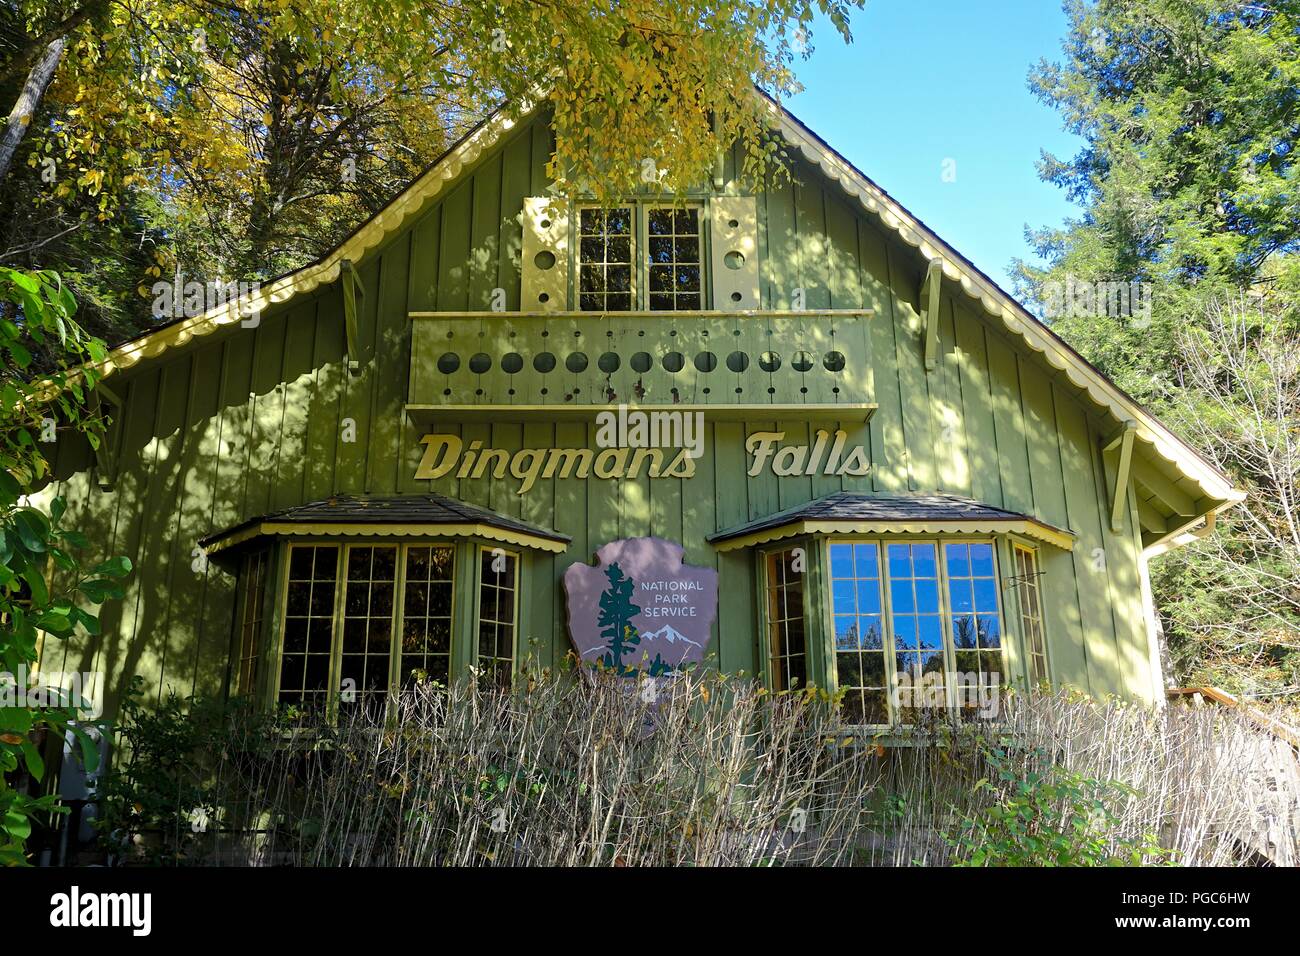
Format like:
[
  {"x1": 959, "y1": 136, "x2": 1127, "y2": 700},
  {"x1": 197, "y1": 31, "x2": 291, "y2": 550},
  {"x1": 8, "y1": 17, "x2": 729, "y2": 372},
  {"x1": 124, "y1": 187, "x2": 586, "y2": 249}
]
[{"x1": 37, "y1": 94, "x2": 1242, "y2": 725}]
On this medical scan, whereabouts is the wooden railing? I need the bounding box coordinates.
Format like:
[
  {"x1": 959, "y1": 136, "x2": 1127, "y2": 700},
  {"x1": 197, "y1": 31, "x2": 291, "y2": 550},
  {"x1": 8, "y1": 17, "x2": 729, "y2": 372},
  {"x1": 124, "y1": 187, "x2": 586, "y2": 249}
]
[
  {"x1": 1168, "y1": 685, "x2": 1300, "y2": 750},
  {"x1": 1169, "y1": 686, "x2": 1300, "y2": 866}
]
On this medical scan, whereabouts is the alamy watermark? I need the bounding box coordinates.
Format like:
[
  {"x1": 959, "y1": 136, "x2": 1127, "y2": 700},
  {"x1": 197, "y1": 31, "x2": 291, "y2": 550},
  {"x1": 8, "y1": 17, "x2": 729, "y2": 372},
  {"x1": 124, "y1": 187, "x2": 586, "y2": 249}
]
[
  {"x1": 594, "y1": 404, "x2": 705, "y2": 459},
  {"x1": 151, "y1": 274, "x2": 261, "y2": 327},
  {"x1": 50, "y1": 886, "x2": 151, "y2": 936},
  {"x1": 1040, "y1": 276, "x2": 1152, "y2": 326},
  {"x1": 1, "y1": 665, "x2": 101, "y2": 720},
  {"x1": 893, "y1": 665, "x2": 1000, "y2": 719}
]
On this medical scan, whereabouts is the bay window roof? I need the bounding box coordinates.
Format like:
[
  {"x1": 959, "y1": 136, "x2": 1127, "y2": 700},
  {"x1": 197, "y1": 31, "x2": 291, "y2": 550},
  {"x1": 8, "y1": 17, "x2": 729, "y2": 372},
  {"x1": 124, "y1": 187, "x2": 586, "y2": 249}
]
[
  {"x1": 707, "y1": 491, "x2": 1074, "y2": 553},
  {"x1": 200, "y1": 492, "x2": 571, "y2": 555}
]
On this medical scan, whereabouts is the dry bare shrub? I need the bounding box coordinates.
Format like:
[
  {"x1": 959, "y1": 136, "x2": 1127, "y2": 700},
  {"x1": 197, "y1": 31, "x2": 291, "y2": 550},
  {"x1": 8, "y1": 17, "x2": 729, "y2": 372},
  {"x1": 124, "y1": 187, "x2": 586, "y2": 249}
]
[{"x1": 164, "y1": 672, "x2": 1297, "y2": 867}]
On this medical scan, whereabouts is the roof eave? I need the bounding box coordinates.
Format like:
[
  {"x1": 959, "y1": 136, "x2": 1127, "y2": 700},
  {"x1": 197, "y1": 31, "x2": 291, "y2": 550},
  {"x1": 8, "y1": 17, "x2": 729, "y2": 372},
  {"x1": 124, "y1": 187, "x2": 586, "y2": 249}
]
[
  {"x1": 709, "y1": 517, "x2": 1075, "y2": 553},
  {"x1": 202, "y1": 519, "x2": 570, "y2": 556},
  {"x1": 761, "y1": 94, "x2": 1241, "y2": 511}
]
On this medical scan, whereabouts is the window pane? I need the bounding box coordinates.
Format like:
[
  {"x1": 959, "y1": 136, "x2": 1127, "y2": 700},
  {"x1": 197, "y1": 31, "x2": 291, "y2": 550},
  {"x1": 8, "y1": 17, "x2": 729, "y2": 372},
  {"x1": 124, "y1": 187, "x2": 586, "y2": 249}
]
[
  {"x1": 578, "y1": 207, "x2": 635, "y2": 312},
  {"x1": 948, "y1": 578, "x2": 974, "y2": 613},
  {"x1": 832, "y1": 579, "x2": 855, "y2": 613},
  {"x1": 829, "y1": 541, "x2": 888, "y2": 723},
  {"x1": 917, "y1": 614, "x2": 943, "y2": 651},
  {"x1": 400, "y1": 545, "x2": 456, "y2": 687},
  {"x1": 645, "y1": 205, "x2": 702, "y2": 310},
  {"x1": 830, "y1": 543, "x2": 853, "y2": 578},
  {"x1": 857, "y1": 579, "x2": 881, "y2": 614},
  {"x1": 477, "y1": 548, "x2": 517, "y2": 687},
  {"x1": 834, "y1": 615, "x2": 857, "y2": 650},
  {"x1": 278, "y1": 545, "x2": 338, "y2": 714},
  {"x1": 890, "y1": 578, "x2": 915, "y2": 613},
  {"x1": 915, "y1": 577, "x2": 939, "y2": 612}
]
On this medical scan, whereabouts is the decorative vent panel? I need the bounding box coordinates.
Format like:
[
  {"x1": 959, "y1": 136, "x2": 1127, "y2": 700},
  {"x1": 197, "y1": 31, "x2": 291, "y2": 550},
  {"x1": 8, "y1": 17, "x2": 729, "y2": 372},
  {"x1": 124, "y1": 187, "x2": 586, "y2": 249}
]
[{"x1": 408, "y1": 312, "x2": 872, "y2": 410}]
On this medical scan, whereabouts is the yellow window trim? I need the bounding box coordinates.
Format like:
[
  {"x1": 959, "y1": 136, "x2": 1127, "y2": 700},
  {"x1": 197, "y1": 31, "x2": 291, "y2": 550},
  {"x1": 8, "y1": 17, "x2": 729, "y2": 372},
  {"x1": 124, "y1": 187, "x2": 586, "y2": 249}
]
[
  {"x1": 713, "y1": 518, "x2": 1074, "y2": 554},
  {"x1": 205, "y1": 521, "x2": 567, "y2": 556}
]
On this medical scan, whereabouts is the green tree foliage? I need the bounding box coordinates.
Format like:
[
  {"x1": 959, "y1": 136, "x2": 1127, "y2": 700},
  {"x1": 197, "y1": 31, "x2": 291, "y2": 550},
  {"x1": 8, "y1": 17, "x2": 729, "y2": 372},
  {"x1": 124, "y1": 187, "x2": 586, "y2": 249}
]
[
  {"x1": 1017, "y1": 0, "x2": 1300, "y2": 698},
  {"x1": 1, "y1": 0, "x2": 862, "y2": 345},
  {"x1": 0, "y1": 265, "x2": 131, "y2": 864},
  {"x1": 948, "y1": 743, "x2": 1173, "y2": 867}
]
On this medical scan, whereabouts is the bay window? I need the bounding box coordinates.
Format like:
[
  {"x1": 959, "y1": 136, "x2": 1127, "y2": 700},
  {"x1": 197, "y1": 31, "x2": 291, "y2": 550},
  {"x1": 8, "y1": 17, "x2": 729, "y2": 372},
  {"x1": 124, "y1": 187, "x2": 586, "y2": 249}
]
[
  {"x1": 769, "y1": 538, "x2": 1014, "y2": 726},
  {"x1": 263, "y1": 540, "x2": 520, "y2": 717},
  {"x1": 1012, "y1": 544, "x2": 1049, "y2": 687}
]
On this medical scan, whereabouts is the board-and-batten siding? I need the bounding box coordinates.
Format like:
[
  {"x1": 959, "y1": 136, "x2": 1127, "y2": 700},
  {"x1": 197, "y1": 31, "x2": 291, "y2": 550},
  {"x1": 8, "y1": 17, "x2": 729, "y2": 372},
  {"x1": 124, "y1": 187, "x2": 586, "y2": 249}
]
[{"x1": 46, "y1": 114, "x2": 1157, "y2": 714}]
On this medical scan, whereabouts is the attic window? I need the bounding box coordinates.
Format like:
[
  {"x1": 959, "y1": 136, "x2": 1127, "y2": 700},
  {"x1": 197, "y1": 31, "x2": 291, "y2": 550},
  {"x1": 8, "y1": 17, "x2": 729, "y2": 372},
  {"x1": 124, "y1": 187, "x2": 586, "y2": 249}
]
[
  {"x1": 575, "y1": 205, "x2": 705, "y2": 311},
  {"x1": 647, "y1": 206, "x2": 702, "y2": 311},
  {"x1": 578, "y1": 207, "x2": 634, "y2": 311}
]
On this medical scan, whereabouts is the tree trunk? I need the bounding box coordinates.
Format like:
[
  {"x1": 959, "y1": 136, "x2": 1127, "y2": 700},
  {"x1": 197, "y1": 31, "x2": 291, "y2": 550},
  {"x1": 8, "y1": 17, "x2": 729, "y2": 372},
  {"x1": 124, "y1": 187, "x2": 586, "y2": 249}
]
[{"x1": 0, "y1": 37, "x2": 67, "y2": 186}]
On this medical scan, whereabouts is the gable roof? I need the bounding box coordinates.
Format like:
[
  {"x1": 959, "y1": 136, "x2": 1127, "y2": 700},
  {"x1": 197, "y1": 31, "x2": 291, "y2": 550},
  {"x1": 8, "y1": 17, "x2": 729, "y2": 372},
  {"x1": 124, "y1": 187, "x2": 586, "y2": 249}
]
[
  {"x1": 759, "y1": 95, "x2": 1239, "y2": 511},
  {"x1": 97, "y1": 101, "x2": 538, "y2": 375},
  {"x1": 91, "y1": 87, "x2": 1241, "y2": 529}
]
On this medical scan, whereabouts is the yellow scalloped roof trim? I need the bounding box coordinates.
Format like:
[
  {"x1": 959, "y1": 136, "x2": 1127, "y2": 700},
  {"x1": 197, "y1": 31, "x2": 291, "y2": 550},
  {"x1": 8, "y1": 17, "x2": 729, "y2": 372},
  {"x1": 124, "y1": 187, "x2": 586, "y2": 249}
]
[
  {"x1": 203, "y1": 520, "x2": 567, "y2": 555},
  {"x1": 98, "y1": 103, "x2": 532, "y2": 376},
  {"x1": 710, "y1": 518, "x2": 1074, "y2": 554},
  {"x1": 764, "y1": 98, "x2": 1239, "y2": 507}
]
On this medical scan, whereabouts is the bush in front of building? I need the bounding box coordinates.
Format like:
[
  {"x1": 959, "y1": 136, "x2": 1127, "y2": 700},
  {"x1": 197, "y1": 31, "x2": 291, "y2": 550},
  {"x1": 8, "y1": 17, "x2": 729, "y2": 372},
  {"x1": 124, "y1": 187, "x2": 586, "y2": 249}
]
[{"x1": 85, "y1": 669, "x2": 1295, "y2": 867}]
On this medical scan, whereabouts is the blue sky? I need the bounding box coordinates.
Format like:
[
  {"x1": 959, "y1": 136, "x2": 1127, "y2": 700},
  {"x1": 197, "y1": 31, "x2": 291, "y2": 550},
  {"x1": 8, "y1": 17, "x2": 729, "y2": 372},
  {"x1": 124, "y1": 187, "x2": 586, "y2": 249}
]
[{"x1": 786, "y1": 1, "x2": 1084, "y2": 286}]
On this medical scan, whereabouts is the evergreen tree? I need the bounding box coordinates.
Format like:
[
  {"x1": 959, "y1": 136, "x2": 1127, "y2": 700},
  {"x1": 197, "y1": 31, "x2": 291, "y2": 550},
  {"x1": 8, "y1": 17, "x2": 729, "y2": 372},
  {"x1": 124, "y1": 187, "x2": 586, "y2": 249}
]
[{"x1": 1019, "y1": 0, "x2": 1300, "y2": 698}]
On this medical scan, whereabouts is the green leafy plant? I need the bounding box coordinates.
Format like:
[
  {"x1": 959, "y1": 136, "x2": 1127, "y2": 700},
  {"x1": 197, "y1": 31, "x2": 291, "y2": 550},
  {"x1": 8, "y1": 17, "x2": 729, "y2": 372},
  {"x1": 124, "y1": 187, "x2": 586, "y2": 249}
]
[
  {"x1": 96, "y1": 678, "x2": 272, "y2": 865},
  {"x1": 947, "y1": 742, "x2": 1175, "y2": 867},
  {"x1": 0, "y1": 266, "x2": 132, "y2": 865}
]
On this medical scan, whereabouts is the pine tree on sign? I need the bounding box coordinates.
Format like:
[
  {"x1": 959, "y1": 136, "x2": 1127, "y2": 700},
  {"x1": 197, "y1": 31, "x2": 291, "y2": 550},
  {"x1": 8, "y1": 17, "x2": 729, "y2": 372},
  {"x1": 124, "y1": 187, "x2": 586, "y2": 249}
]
[{"x1": 598, "y1": 562, "x2": 641, "y2": 674}]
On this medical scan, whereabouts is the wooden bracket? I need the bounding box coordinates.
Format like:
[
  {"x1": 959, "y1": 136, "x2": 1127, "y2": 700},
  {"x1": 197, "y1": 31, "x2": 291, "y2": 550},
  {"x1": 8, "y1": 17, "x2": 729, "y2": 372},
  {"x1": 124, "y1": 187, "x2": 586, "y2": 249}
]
[
  {"x1": 341, "y1": 259, "x2": 365, "y2": 375},
  {"x1": 920, "y1": 258, "x2": 943, "y2": 372},
  {"x1": 91, "y1": 382, "x2": 123, "y2": 490},
  {"x1": 1106, "y1": 420, "x2": 1137, "y2": 533}
]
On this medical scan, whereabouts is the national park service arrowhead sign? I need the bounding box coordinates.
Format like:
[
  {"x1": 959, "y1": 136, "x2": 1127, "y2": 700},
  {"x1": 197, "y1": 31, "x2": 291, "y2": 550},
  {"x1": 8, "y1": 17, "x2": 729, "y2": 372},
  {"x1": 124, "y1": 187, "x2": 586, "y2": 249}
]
[{"x1": 563, "y1": 537, "x2": 718, "y2": 676}]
